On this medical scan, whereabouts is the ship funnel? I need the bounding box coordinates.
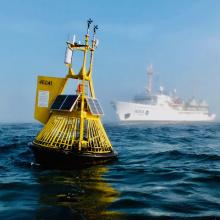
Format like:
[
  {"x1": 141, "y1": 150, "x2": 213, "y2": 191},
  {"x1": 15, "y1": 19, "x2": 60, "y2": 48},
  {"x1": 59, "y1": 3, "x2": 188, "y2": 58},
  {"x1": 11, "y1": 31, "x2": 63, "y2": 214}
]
[{"x1": 159, "y1": 86, "x2": 164, "y2": 94}]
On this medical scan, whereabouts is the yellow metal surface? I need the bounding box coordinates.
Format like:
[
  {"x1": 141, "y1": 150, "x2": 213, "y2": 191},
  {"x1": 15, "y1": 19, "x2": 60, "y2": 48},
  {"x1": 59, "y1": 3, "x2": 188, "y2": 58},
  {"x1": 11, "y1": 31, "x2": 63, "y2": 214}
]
[
  {"x1": 34, "y1": 76, "x2": 67, "y2": 124},
  {"x1": 34, "y1": 114, "x2": 112, "y2": 153},
  {"x1": 34, "y1": 20, "x2": 114, "y2": 155}
]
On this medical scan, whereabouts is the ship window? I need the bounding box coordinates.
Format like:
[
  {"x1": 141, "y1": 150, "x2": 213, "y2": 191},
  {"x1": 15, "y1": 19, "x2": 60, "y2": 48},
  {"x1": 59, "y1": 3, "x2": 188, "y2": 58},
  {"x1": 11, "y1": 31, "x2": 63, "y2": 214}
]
[{"x1": 124, "y1": 113, "x2": 131, "y2": 119}]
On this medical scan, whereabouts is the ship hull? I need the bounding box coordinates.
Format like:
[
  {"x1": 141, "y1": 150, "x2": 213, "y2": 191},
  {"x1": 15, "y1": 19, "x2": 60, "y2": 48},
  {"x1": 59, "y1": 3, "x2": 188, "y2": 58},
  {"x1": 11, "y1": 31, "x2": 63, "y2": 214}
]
[
  {"x1": 29, "y1": 142, "x2": 117, "y2": 169},
  {"x1": 113, "y1": 101, "x2": 216, "y2": 122}
]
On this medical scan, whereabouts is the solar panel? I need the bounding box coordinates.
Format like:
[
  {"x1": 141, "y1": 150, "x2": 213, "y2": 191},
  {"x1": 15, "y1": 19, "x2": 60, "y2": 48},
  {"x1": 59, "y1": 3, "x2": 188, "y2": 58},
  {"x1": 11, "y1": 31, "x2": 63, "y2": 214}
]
[
  {"x1": 93, "y1": 99, "x2": 104, "y2": 115},
  {"x1": 86, "y1": 97, "x2": 104, "y2": 115},
  {"x1": 60, "y1": 95, "x2": 79, "y2": 111},
  {"x1": 87, "y1": 98, "x2": 98, "y2": 114},
  {"x1": 50, "y1": 95, "x2": 67, "y2": 110},
  {"x1": 50, "y1": 94, "x2": 79, "y2": 111}
]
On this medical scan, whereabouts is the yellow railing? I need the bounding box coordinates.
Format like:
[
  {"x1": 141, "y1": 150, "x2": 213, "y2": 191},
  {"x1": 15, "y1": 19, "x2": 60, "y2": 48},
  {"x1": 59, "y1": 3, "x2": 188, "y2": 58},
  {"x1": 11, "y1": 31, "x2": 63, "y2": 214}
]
[{"x1": 34, "y1": 114, "x2": 112, "y2": 153}]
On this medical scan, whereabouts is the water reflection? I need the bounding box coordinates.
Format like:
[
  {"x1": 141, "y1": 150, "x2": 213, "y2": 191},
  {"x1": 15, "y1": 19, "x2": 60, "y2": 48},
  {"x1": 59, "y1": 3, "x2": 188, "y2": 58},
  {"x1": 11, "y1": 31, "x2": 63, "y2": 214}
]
[{"x1": 35, "y1": 166, "x2": 121, "y2": 220}]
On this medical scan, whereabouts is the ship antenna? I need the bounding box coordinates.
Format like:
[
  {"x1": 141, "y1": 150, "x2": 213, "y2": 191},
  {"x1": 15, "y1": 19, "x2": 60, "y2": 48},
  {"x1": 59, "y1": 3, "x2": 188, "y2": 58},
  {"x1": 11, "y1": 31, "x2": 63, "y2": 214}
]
[{"x1": 147, "y1": 64, "x2": 153, "y2": 95}]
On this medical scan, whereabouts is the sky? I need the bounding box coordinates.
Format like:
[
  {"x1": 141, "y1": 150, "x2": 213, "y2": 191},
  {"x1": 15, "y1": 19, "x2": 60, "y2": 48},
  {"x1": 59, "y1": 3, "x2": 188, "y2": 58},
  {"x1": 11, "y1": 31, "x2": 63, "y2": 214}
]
[{"x1": 0, "y1": 0, "x2": 220, "y2": 122}]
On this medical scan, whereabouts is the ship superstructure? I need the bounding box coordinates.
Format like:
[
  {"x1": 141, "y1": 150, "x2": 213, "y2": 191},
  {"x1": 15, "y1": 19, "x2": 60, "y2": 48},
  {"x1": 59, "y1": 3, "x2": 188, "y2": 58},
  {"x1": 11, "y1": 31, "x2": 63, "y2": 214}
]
[{"x1": 113, "y1": 66, "x2": 216, "y2": 122}]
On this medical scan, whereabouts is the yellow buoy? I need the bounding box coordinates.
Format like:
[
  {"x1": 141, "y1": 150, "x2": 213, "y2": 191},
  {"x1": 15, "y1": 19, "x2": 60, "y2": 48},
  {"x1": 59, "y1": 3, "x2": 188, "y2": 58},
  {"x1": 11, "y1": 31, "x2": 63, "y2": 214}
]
[{"x1": 29, "y1": 19, "x2": 117, "y2": 168}]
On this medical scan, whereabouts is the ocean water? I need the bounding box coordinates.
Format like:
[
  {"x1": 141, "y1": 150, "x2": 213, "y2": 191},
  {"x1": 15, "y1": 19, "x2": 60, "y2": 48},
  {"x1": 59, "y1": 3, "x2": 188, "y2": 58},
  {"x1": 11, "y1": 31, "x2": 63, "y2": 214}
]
[{"x1": 0, "y1": 122, "x2": 220, "y2": 219}]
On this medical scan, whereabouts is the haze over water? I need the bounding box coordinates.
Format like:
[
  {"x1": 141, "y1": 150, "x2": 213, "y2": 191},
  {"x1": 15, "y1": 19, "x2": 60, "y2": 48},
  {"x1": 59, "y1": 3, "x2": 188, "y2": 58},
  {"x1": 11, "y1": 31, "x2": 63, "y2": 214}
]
[{"x1": 0, "y1": 0, "x2": 220, "y2": 122}]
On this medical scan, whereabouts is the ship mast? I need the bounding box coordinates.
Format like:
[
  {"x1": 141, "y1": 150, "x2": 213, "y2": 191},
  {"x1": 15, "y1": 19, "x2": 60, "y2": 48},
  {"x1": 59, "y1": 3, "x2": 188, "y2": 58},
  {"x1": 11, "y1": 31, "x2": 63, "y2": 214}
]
[{"x1": 146, "y1": 64, "x2": 153, "y2": 95}]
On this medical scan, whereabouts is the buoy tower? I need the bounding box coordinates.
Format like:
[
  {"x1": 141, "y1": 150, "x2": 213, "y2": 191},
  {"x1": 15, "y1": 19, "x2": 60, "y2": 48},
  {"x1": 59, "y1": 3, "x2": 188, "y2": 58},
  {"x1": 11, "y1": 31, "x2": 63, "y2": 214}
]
[{"x1": 30, "y1": 19, "x2": 117, "y2": 168}]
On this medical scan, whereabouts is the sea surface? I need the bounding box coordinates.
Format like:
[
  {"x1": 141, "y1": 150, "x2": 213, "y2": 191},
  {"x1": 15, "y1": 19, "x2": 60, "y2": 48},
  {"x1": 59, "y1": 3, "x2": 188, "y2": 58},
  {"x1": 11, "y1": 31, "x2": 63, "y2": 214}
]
[{"x1": 0, "y1": 122, "x2": 220, "y2": 219}]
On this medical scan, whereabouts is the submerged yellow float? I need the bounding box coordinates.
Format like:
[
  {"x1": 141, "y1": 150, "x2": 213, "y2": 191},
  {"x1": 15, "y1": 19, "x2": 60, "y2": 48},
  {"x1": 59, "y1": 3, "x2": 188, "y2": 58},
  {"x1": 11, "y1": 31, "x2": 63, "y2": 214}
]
[{"x1": 29, "y1": 19, "x2": 117, "y2": 168}]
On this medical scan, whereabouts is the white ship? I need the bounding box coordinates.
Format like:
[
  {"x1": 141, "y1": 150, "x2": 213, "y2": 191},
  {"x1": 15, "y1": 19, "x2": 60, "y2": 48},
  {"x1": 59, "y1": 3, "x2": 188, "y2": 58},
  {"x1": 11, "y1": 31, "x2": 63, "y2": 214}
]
[{"x1": 113, "y1": 65, "x2": 216, "y2": 122}]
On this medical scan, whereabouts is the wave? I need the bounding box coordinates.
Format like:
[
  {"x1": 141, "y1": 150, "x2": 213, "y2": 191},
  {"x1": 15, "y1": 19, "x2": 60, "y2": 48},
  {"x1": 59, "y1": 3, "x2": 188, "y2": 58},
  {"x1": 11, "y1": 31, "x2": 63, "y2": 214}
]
[
  {"x1": 0, "y1": 123, "x2": 220, "y2": 218},
  {"x1": 147, "y1": 150, "x2": 220, "y2": 162}
]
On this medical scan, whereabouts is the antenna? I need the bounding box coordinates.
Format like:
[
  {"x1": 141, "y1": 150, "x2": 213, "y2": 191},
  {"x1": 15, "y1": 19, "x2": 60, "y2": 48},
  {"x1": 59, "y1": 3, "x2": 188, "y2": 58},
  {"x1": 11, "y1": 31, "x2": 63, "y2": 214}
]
[
  {"x1": 147, "y1": 64, "x2": 153, "y2": 95},
  {"x1": 87, "y1": 18, "x2": 93, "y2": 35},
  {"x1": 72, "y1": 34, "x2": 76, "y2": 44},
  {"x1": 93, "y1": 25, "x2": 98, "y2": 40}
]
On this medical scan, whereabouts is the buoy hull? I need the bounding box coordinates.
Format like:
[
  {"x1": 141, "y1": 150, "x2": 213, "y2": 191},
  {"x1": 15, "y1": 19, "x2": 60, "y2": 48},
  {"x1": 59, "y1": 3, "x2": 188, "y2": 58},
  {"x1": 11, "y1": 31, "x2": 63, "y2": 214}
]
[{"x1": 29, "y1": 142, "x2": 117, "y2": 169}]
